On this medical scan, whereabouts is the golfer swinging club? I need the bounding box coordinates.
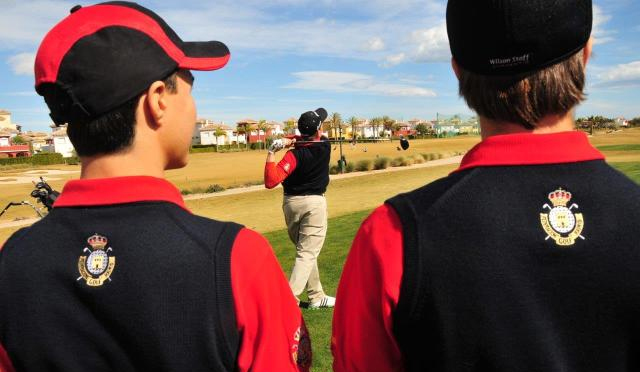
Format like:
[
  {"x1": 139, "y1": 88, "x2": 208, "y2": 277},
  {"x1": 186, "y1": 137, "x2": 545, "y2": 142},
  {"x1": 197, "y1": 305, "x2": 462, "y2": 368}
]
[{"x1": 264, "y1": 108, "x2": 336, "y2": 309}]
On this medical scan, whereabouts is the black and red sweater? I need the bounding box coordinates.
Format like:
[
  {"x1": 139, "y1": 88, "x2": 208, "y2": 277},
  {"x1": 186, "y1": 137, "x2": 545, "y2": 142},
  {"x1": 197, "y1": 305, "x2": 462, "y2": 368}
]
[
  {"x1": 0, "y1": 176, "x2": 309, "y2": 372},
  {"x1": 333, "y1": 131, "x2": 640, "y2": 372}
]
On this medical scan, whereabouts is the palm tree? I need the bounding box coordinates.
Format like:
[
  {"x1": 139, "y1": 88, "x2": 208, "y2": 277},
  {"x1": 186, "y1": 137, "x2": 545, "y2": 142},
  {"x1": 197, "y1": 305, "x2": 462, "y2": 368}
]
[
  {"x1": 330, "y1": 112, "x2": 342, "y2": 139},
  {"x1": 392, "y1": 122, "x2": 402, "y2": 139},
  {"x1": 382, "y1": 115, "x2": 395, "y2": 137},
  {"x1": 257, "y1": 119, "x2": 269, "y2": 150},
  {"x1": 348, "y1": 116, "x2": 359, "y2": 141},
  {"x1": 235, "y1": 125, "x2": 246, "y2": 150},
  {"x1": 284, "y1": 119, "x2": 296, "y2": 135},
  {"x1": 370, "y1": 117, "x2": 382, "y2": 139},
  {"x1": 213, "y1": 126, "x2": 226, "y2": 152}
]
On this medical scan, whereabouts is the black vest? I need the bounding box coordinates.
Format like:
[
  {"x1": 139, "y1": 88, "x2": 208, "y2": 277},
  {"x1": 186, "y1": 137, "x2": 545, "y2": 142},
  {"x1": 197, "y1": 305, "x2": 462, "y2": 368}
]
[
  {"x1": 387, "y1": 160, "x2": 640, "y2": 372},
  {"x1": 282, "y1": 139, "x2": 330, "y2": 196},
  {"x1": 0, "y1": 202, "x2": 241, "y2": 372}
]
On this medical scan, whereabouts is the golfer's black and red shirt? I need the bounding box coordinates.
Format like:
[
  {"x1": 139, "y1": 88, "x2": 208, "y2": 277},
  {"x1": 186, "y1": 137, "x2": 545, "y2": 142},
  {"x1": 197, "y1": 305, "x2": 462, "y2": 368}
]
[
  {"x1": 265, "y1": 134, "x2": 330, "y2": 195},
  {"x1": 0, "y1": 176, "x2": 310, "y2": 372},
  {"x1": 333, "y1": 131, "x2": 640, "y2": 372}
]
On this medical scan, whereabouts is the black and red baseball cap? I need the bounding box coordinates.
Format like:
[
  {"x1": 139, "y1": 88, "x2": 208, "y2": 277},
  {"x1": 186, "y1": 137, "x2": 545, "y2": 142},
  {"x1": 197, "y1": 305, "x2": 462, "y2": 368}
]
[
  {"x1": 298, "y1": 108, "x2": 328, "y2": 137},
  {"x1": 35, "y1": 1, "x2": 230, "y2": 125},
  {"x1": 447, "y1": 0, "x2": 592, "y2": 76}
]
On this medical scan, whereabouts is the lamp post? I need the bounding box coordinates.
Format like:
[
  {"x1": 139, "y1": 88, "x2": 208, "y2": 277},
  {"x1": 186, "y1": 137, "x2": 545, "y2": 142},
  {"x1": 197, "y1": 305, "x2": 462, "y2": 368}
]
[{"x1": 338, "y1": 124, "x2": 345, "y2": 174}]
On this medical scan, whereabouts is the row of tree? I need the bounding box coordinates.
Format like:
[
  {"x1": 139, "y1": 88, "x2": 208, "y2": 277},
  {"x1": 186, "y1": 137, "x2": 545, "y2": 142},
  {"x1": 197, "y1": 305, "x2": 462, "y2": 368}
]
[{"x1": 576, "y1": 116, "x2": 640, "y2": 132}]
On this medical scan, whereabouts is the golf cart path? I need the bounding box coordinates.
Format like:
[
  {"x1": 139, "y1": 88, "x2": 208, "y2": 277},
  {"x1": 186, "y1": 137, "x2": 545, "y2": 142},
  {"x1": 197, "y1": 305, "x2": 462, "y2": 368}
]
[{"x1": 0, "y1": 156, "x2": 462, "y2": 229}]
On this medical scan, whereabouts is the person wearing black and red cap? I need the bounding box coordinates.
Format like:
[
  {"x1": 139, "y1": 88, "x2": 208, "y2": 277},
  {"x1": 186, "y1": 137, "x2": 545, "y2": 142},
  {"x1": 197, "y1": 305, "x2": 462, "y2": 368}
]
[
  {"x1": 264, "y1": 108, "x2": 336, "y2": 309},
  {"x1": 333, "y1": 0, "x2": 640, "y2": 371},
  {"x1": 0, "y1": 3, "x2": 310, "y2": 372}
]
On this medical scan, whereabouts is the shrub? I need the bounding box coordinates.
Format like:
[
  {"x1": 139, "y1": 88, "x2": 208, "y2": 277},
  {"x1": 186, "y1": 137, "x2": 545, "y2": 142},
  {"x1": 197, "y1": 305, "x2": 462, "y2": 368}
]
[
  {"x1": 65, "y1": 156, "x2": 80, "y2": 165},
  {"x1": 0, "y1": 157, "x2": 31, "y2": 166},
  {"x1": 392, "y1": 156, "x2": 415, "y2": 167},
  {"x1": 329, "y1": 165, "x2": 340, "y2": 175},
  {"x1": 205, "y1": 184, "x2": 225, "y2": 193},
  {"x1": 31, "y1": 153, "x2": 64, "y2": 165},
  {"x1": 391, "y1": 156, "x2": 405, "y2": 167},
  {"x1": 190, "y1": 145, "x2": 216, "y2": 153},
  {"x1": 355, "y1": 159, "x2": 372, "y2": 172},
  {"x1": 345, "y1": 162, "x2": 355, "y2": 173},
  {"x1": 373, "y1": 157, "x2": 390, "y2": 170},
  {"x1": 412, "y1": 156, "x2": 424, "y2": 164},
  {"x1": 436, "y1": 153, "x2": 444, "y2": 159}
]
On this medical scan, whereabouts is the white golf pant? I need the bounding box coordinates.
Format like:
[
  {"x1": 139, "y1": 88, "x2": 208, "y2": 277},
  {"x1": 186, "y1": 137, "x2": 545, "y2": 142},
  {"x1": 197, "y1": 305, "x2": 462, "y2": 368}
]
[{"x1": 283, "y1": 194, "x2": 327, "y2": 303}]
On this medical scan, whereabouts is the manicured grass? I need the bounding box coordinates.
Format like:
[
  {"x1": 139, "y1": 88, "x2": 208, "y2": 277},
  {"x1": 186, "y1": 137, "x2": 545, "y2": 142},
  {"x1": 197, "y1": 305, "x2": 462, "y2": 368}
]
[
  {"x1": 611, "y1": 162, "x2": 640, "y2": 184},
  {"x1": 264, "y1": 209, "x2": 372, "y2": 372},
  {"x1": 596, "y1": 144, "x2": 640, "y2": 151}
]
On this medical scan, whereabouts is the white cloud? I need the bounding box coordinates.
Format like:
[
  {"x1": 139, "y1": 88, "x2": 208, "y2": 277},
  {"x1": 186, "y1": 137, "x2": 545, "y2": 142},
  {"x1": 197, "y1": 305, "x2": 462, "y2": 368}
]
[
  {"x1": 364, "y1": 37, "x2": 385, "y2": 52},
  {"x1": 381, "y1": 53, "x2": 406, "y2": 68},
  {"x1": 285, "y1": 71, "x2": 436, "y2": 97},
  {"x1": 3, "y1": 91, "x2": 36, "y2": 97},
  {"x1": 0, "y1": 0, "x2": 75, "y2": 47},
  {"x1": 596, "y1": 61, "x2": 640, "y2": 87},
  {"x1": 410, "y1": 22, "x2": 450, "y2": 63},
  {"x1": 592, "y1": 5, "x2": 615, "y2": 45},
  {"x1": 0, "y1": 0, "x2": 449, "y2": 68},
  {"x1": 7, "y1": 52, "x2": 36, "y2": 75}
]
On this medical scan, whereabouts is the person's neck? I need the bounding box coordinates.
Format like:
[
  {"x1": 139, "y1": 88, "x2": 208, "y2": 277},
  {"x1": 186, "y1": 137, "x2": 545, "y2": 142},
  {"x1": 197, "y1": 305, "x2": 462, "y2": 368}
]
[
  {"x1": 479, "y1": 111, "x2": 576, "y2": 140},
  {"x1": 79, "y1": 148, "x2": 165, "y2": 180}
]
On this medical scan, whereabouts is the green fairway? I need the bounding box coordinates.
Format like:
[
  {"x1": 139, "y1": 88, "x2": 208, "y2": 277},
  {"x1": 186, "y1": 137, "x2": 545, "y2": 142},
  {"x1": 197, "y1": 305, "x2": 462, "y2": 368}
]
[
  {"x1": 264, "y1": 209, "x2": 371, "y2": 372},
  {"x1": 596, "y1": 144, "x2": 640, "y2": 151},
  {"x1": 611, "y1": 162, "x2": 640, "y2": 184}
]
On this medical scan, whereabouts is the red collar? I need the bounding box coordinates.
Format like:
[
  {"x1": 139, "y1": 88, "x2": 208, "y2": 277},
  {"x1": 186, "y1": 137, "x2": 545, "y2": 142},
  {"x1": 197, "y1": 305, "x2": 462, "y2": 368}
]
[
  {"x1": 455, "y1": 131, "x2": 604, "y2": 173},
  {"x1": 54, "y1": 176, "x2": 189, "y2": 212}
]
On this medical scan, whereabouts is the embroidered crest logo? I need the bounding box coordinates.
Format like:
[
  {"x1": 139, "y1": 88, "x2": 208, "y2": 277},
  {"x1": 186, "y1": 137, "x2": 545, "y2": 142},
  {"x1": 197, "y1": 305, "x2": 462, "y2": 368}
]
[
  {"x1": 77, "y1": 234, "x2": 116, "y2": 286},
  {"x1": 540, "y1": 188, "x2": 585, "y2": 246}
]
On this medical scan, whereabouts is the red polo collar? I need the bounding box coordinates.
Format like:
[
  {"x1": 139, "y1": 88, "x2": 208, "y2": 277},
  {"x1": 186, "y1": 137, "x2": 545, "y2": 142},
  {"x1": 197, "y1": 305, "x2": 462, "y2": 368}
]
[
  {"x1": 54, "y1": 176, "x2": 189, "y2": 211},
  {"x1": 455, "y1": 131, "x2": 604, "y2": 173}
]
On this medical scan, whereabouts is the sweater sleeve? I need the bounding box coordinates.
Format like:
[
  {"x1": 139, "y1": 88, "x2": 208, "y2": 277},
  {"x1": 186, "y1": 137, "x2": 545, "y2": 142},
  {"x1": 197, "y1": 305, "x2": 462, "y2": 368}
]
[
  {"x1": 231, "y1": 228, "x2": 311, "y2": 372},
  {"x1": 332, "y1": 204, "x2": 404, "y2": 372},
  {"x1": 264, "y1": 151, "x2": 297, "y2": 189},
  {"x1": 0, "y1": 344, "x2": 15, "y2": 372}
]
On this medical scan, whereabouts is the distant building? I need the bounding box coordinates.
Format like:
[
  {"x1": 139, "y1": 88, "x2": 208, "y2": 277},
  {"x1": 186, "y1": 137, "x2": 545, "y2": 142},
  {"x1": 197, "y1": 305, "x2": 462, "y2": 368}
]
[
  {"x1": 51, "y1": 125, "x2": 75, "y2": 157},
  {"x1": 236, "y1": 119, "x2": 282, "y2": 144},
  {"x1": 434, "y1": 116, "x2": 479, "y2": 137},
  {"x1": 0, "y1": 130, "x2": 30, "y2": 158},
  {"x1": 615, "y1": 117, "x2": 629, "y2": 127},
  {"x1": 0, "y1": 109, "x2": 19, "y2": 131},
  {"x1": 21, "y1": 131, "x2": 51, "y2": 153},
  {"x1": 194, "y1": 119, "x2": 246, "y2": 146},
  {"x1": 393, "y1": 122, "x2": 416, "y2": 137}
]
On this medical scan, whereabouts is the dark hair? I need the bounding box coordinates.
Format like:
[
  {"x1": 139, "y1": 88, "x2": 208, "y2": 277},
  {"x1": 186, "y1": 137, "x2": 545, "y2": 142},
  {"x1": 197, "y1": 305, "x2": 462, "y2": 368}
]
[
  {"x1": 65, "y1": 71, "x2": 179, "y2": 157},
  {"x1": 458, "y1": 51, "x2": 586, "y2": 129}
]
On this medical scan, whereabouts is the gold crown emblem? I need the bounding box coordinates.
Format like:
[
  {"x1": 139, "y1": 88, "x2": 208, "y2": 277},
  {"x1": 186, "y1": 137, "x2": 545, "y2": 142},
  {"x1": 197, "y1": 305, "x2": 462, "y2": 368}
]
[
  {"x1": 548, "y1": 188, "x2": 572, "y2": 207},
  {"x1": 87, "y1": 234, "x2": 108, "y2": 250}
]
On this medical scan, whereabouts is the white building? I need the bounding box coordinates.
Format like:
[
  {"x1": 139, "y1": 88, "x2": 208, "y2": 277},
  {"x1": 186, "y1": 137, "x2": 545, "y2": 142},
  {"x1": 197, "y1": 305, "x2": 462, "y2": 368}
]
[
  {"x1": 193, "y1": 119, "x2": 246, "y2": 146},
  {"x1": 52, "y1": 125, "x2": 75, "y2": 157},
  {"x1": 199, "y1": 124, "x2": 236, "y2": 145},
  {"x1": 0, "y1": 133, "x2": 10, "y2": 147},
  {"x1": 615, "y1": 117, "x2": 629, "y2": 127}
]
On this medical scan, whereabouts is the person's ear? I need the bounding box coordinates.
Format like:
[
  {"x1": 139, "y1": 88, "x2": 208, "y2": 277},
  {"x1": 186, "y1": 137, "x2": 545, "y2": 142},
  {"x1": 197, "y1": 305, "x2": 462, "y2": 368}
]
[
  {"x1": 451, "y1": 58, "x2": 462, "y2": 80},
  {"x1": 583, "y1": 36, "x2": 593, "y2": 67},
  {"x1": 144, "y1": 80, "x2": 169, "y2": 128}
]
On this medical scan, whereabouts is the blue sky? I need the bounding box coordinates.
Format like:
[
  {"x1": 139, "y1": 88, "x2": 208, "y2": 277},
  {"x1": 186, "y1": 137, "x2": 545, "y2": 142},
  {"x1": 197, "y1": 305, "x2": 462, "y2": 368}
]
[{"x1": 1, "y1": 0, "x2": 639, "y2": 132}]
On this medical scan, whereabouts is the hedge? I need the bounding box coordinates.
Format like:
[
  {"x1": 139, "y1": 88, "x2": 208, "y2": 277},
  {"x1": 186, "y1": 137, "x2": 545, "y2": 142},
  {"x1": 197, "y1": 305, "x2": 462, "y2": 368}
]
[{"x1": 0, "y1": 153, "x2": 65, "y2": 166}]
